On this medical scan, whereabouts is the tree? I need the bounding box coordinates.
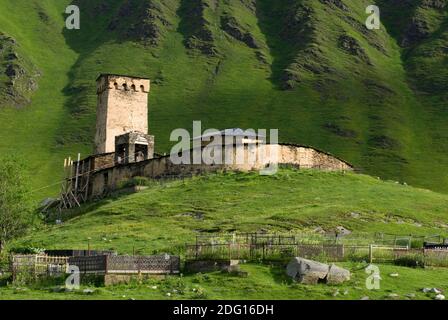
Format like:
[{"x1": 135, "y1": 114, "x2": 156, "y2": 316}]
[{"x1": 0, "y1": 155, "x2": 32, "y2": 252}]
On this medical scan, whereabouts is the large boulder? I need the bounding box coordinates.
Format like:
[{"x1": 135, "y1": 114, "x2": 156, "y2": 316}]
[
  {"x1": 287, "y1": 257, "x2": 329, "y2": 284},
  {"x1": 327, "y1": 263, "x2": 351, "y2": 284},
  {"x1": 286, "y1": 257, "x2": 350, "y2": 285}
]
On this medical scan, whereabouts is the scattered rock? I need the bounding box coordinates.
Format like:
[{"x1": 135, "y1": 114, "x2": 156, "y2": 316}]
[
  {"x1": 388, "y1": 293, "x2": 399, "y2": 299},
  {"x1": 335, "y1": 226, "x2": 352, "y2": 236},
  {"x1": 83, "y1": 288, "x2": 95, "y2": 295},
  {"x1": 405, "y1": 293, "x2": 416, "y2": 299},
  {"x1": 313, "y1": 227, "x2": 326, "y2": 234},
  {"x1": 389, "y1": 273, "x2": 399, "y2": 277},
  {"x1": 360, "y1": 296, "x2": 370, "y2": 300},
  {"x1": 350, "y1": 212, "x2": 361, "y2": 218},
  {"x1": 435, "y1": 294, "x2": 445, "y2": 300}
]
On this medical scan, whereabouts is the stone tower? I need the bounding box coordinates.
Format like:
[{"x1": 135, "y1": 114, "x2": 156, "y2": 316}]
[{"x1": 94, "y1": 74, "x2": 150, "y2": 154}]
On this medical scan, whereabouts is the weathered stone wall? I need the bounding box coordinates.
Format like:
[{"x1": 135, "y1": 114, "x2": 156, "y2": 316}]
[
  {"x1": 94, "y1": 74, "x2": 150, "y2": 154},
  {"x1": 93, "y1": 153, "x2": 116, "y2": 171},
  {"x1": 88, "y1": 143, "x2": 352, "y2": 199}
]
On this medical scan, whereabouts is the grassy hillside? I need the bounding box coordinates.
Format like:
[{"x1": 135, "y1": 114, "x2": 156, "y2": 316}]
[
  {"x1": 2, "y1": 169, "x2": 448, "y2": 300},
  {"x1": 12, "y1": 169, "x2": 448, "y2": 253},
  {"x1": 0, "y1": 0, "x2": 447, "y2": 198}
]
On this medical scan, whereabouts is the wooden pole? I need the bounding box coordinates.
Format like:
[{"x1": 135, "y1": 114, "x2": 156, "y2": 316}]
[
  {"x1": 74, "y1": 153, "x2": 81, "y2": 194},
  {"x1": 369, "y1": 244, "x2": 373, "y2": 263}
]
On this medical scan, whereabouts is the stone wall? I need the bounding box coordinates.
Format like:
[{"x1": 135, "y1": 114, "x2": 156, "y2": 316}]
[{"x1": 88, "y1": 143, "x2": 352, "y2": 199}]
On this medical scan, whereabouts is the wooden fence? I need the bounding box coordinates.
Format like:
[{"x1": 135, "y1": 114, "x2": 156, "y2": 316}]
[
  {"x1": 185, "y1": 243, "x2": 346, "y2": 261},
  {"x1": 68, "y1": 255, "x2": 180, "y2": 275},
  {"x1": 12, "y1": 255, "x2": 69, "y2": 280},
  {"x1": 185, "y1": 242, "x2": 448, "y2": 266}
]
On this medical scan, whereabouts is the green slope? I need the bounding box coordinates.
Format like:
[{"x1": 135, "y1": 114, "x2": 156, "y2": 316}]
[
  {"x1": 0, "y1": 0, "x2": 448, "y2": 197},
  {"x1": 11, "y1": 169, "x2": 448, "y2": 253}
]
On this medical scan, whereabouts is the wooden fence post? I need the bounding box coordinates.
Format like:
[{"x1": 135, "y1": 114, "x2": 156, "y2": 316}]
[{"x1": 369, "y1": 244, "x2": 373, "y2": 263}]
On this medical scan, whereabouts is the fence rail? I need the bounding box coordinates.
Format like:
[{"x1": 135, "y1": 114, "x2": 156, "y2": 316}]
[
  {"x1": 68, "y1": 254, "x2": 180, "y2": 275},
  {"x1": 186, "y1": 242, "x2": 448, "y2": 266},
  {"x1": 12, "y1": 255, "x2": 69, "y2": 280}
]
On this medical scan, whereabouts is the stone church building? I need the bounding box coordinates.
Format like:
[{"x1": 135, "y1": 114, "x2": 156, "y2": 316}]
[{"x1": 63, "y1": 74, "x2": 352, "y2": 204}]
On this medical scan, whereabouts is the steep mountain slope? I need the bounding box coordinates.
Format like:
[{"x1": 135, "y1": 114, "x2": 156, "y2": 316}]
[{"x1": 0, "y1": 0, "x2": 447, "y2": 197}]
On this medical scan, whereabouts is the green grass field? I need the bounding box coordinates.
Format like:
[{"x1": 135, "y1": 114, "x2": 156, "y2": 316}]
[{"x1": 1, "y1": 263, "x2": 447, "y2": 300}]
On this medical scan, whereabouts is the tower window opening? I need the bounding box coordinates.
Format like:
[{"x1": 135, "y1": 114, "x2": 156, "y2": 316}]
[
  {"x1": 131, "y1": 84, "x2": 136, "y2": 91},
  {"x1": 140, "y1": 85, "x2": 145, "y2": 92}
]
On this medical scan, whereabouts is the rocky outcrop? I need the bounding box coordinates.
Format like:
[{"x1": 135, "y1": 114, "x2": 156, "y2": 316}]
[
  {"x1": 319, "y1": 0, "x2": 349, "y2": 11},
  {"x1": 421, "y1": 0, "x2": 447, "y2": 9},
  {"x1": 0, "y1": 32, "x2": 40, "y2": 108},
  {"x1": 338, "y1": 35, "x2": 372, "y2": 65},
  {"x1": 181, "y1": 0, "x2": 218, "y2": 56},
  {"x1": 221, "y1": 15, "x2": 260, "y2": 49},
  {"x1": 108, "y1": 0, "x2": 175, "y2": 46},
  {"x1": 401, "y1": 18, "x2": 431, "y2": 47},
  {"x1": 286, "y1": 257, "x2": 350, "y2": 285}
]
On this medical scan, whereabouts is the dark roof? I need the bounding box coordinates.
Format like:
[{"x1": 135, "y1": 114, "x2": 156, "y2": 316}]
[{"x1": 96, "y1": 73, "x2": 150, "y2": 81}]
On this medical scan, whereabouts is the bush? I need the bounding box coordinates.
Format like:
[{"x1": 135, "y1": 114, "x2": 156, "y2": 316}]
[
  {"x1": 394, "y1": 253, "x2": 425, "y2": 268},
  {"x1": 118, "y1": 176, "x2": 153, "y2": 189},
  {"x1": 9, "y1": 246, "x2": 45, "y2": 255}
]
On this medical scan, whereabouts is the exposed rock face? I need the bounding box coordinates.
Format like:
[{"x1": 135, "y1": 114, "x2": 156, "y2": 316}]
[
  {"x1": 108, "y1": 0, "x2": 174, "y2": 46},
  {"x1": 286, "y1": 257, "x2": 351, "y2": 285},
  {"x1": 338, "y1": 35, "x2": 372, "y2": 65},
  {"x1": 0, "y1": 32, "x2": 40, "y2": 107},
  {"x1": 421, "y1": 0, "x2": 447, "y2": 9},
  {"x1": 182, "y1": 0, "x2": 218, "y2": 56},
  {"x1": 221, "y1": 15, "x2": 260, "y2": 49},
  {"x1": 319, "y1": 0, "x2": 349, "y2": 11},
  {"x1": 402, "y1": 18, "x2": 431, "y2": 47},
  {"x1": 278, "y1": 2, "x2": 319, "y2": 90},
  {"x1": 240, "y1": 0, "x2": 256, "y2": 13}
]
